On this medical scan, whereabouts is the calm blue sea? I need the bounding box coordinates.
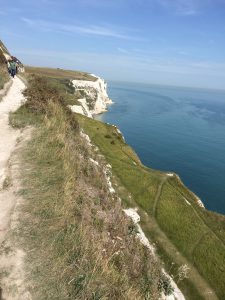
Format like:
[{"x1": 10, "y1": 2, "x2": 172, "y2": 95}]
[{"x1": 96, "y1": 81, "x2": 225, "y2": 215}]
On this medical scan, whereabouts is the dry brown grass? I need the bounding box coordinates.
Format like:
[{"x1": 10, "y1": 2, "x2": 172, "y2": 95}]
[
  {"x1": 0, "y1": 64, "x2": 9, "y2": 90},
  {"x1": 0, "y1": 41, "x2": 10, "y2": 90},
  {"x1": 11, "y1": 76, "x2": 166, "y2": 299}
]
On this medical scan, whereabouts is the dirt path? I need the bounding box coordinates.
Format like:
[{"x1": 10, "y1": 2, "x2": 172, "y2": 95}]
[
  {"x1": 0, "y1": 77, "x2": 31, "y2": 299},
  {"x1": 0, "y1": 77, "x2": 25, "y2": 189},
  {"x1": 153, "y1": 176, "x2": 167, "y2": 216},
  {"x1": 0, "y1": 77, "x2": 25, "y2": 243}
]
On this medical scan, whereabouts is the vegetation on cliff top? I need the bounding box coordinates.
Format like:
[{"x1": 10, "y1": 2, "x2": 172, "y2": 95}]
[
  {"x1": 11, "y1": 67, "x2": 225, "y2": 300},
  {"x1": 77, "y1": 111, "x2": 225, "y2": 300},
  {"x1": 24, "y1": 66, "x2": 97, "y2": 81},
  {"x1": 9, "y1": 75, "x2": 172, "y2": 299}
]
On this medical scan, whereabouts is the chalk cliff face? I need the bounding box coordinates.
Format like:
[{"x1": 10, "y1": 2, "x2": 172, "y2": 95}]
[{"x1": 71, "y1": 74, "x2": 112, "y2": 118}]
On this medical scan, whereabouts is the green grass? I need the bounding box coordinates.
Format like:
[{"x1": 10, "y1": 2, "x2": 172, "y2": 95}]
[
  {"x1": 25, "y1": 66, "x2": 97, "y2": 81},
  {"x1": 77, "y1": 114, "x2": 225, "y2": 300},
  {"x1": 156, "y1": 181, "x2": 207, "y2": 256},
  {"x1": 44, "y1": 77, "x2": 82, "y2": 106},
  {"x1": 9, "y1": 105, "x2": 43, "y2": 128},
  {"x1": 76, "y1": 117, "x2": 163, "y2": 213},
  {"x1": 192, "y1": 234, "x2": 225, "y2": 284}
]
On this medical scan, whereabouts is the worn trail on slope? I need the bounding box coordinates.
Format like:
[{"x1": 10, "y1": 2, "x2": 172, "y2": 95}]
[
  {"x1": 0, "y1": 77, "x2": 32, "y2": 300},
  {"x1": 152, "y1": 176, "x2": 167, "y2": 216},
  {"x1": 0, "y1": 77, "x2": 25, "y2": 187},
  {"x1": 0, "y1": 77, "x2": 30, "y2": 300},
  {"x1": 0, "y1": 77, "x2": 25, "y2": 244}
]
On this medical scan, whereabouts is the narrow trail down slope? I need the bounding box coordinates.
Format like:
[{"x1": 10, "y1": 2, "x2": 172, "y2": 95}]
[
  {"x1": 0, "y1": 77, "x2": 30, "y2": 299},
  {"x1": 0, "y1": 77, "x2": 25, "y2": 190},
  {"x1": 0, "y1": 77, "x2": 25, "y2": 244}
]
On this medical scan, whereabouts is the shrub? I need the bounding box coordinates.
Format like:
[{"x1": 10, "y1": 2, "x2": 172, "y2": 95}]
[{"x1": 158, "y1": 273, "x2": 174, "y2": 296}]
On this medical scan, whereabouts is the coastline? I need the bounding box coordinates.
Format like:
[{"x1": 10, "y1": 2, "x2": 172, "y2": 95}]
[
  {"x1": 98, "y1": 80, "x2": 225, "y2": 215},
  {"x1": 70, "y1": 75, "x2": 225, "y2": 299},
  {"x1": 78, "y1": 111, "x2": 225, "y2": 299},
  {"x1": 71, "y1": 76, "x2": 206, "y2": 211},
  {"x1": 68, "y1": 79, "x2": 187, "y2": 298}
]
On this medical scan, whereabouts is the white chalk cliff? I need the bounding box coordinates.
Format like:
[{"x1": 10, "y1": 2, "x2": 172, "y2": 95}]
[{"x1": 70, "y1": 74, "x2": 112, "y2": 118}]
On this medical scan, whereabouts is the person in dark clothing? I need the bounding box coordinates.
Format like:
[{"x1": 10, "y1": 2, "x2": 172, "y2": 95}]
[{"x1": 9, "y1": 60, "x2": 16, "y2": 78}]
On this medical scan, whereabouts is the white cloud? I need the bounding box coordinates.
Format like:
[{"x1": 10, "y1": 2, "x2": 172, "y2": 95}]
[
  {"x1": 21, "y1": 18, "x2": 139, "y2": 40},
  {"x1": 156, "y1": 0, "x2": 201, "y2": 16},
  {"x1": 117, "y1": 47, "x2": 129, "y2": 53},
  {"x1": 21, "y1": 17, "x2": 34, "y2": 26},
  {"x1": 61, "y1": 24, "x2": 131, "y2": 39}
]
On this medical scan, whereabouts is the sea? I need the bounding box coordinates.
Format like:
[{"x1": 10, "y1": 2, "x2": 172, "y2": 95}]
[{"x1": 96, "y1": 81, "x2": 225, "y2": 215}]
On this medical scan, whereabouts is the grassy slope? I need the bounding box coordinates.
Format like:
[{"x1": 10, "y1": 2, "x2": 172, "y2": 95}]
[
  {"x1": 77, "y1": 114, "x2": 225, "y2": 300},
  {"x1": 25, "y1": 66, "x2": 97, "y2": 81},
  {"x1": 9, "y1": 75, "x2": 167, "y2": 300},
  {"x1": 14, "y1": 67, "x2": 225, "y2": 299}
]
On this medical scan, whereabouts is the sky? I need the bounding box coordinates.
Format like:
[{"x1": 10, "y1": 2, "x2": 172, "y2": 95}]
[{"x1": 0, "y1": 0, "x2": 225, "y2": 89}]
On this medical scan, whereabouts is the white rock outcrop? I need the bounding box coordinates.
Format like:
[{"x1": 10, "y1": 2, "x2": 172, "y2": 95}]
[
  {"x1": 72, "y1": 75, "x2": 112, "y2": 118},
  {"x1": 69, "y1": 98, "x2": 92, "y2": 118}
]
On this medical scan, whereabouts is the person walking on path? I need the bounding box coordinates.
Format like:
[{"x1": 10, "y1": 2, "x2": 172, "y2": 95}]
[{"x1": 9, "y1": 60, "x2": 17, "y2": 78}]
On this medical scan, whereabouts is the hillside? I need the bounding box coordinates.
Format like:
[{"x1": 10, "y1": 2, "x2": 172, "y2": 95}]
[
  {"x1": 14, "y1": 67, "x2": 225, "y2": 300},
  {"x1": 0, "y1": 66, "x2": 180, "y2": 299},
  {"x1": 0, "y1": 42, "x2": 224, "y2": 299},
  {"x1": 24, "y1": 66, "x2": 97, "y2": 81}
]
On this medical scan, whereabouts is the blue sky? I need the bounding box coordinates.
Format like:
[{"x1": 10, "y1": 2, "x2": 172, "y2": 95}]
[{"x1": 0, "y1": 0, "x2": 225, "y2": 89}]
